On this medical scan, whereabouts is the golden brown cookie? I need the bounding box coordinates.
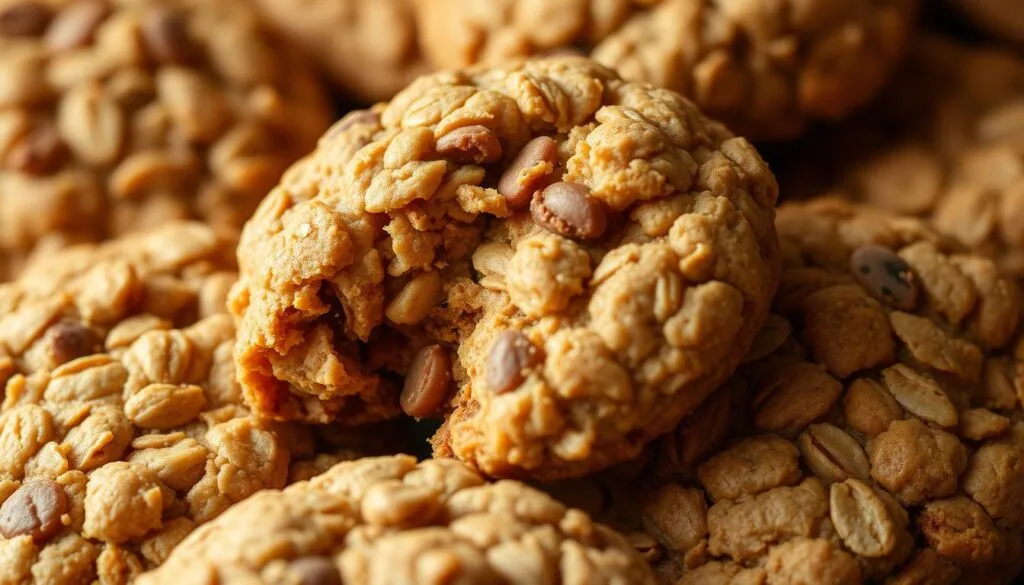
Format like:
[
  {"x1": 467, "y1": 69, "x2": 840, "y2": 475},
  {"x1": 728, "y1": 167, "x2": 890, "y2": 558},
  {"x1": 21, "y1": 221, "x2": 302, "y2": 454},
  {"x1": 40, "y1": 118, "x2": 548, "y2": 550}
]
[
  {"x1": 248, "y1": 0, "x2": 428, "y2": 103},
  {"x1": 413, "y1": 0, "x2": 917, "y2": 140},
  {"x1": 0, "y1": 0, "x2": 331, "y2": 280},
  {"x1": 0, "y1": 223, "x2": 382, "y2": 583},
  {"x1": 230, "y1": 57, "x2": 781, "y2": 480},
  {"x1": 136, "y1": 455, "x2": 658, "y2": 585},
  {"x1": 558, "y1": 199, "x2": 1024, "y2": 584}
]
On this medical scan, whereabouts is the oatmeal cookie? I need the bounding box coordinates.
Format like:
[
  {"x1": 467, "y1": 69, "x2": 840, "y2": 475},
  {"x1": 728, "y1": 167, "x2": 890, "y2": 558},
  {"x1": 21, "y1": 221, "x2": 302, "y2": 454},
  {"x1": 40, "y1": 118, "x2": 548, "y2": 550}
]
[
  {"x1": 249, "y1": 0, "x2": 428, "y2": 103},
  {"x1": 230, "y1": 56, "x2": 781, "y2": 479},
  {"x1": 0, "y1": 0, "x2": 331, "y2": 280},
  {"x1": 559, "y1": 199, "x2": 1024, "y2": 584},
  {"x1": 137, "y1": 454, "x2": 657, "y2": 585},
  {"x1": 0, "y1": 223, "x2": 368, "y2": 584},
  {"x1": 413, "y1": 0, "x2": 917, "y2": 140}
]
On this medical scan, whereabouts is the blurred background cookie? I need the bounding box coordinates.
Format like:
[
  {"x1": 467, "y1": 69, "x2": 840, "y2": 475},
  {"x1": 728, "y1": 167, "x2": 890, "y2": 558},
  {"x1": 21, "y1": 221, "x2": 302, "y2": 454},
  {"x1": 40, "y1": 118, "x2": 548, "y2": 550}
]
[
  {"x1": 0, "y1": 0, "x2": 332, "y2": 280},
  {"x1": 950, "y1": 0, "x2": 1024, "y2": 45},
  {"x1": 414, "y1": 0, "x2": 918, "y2": 141},
  {"x1": 248, "y1": 0, "x2": 429, "y2": 103}
]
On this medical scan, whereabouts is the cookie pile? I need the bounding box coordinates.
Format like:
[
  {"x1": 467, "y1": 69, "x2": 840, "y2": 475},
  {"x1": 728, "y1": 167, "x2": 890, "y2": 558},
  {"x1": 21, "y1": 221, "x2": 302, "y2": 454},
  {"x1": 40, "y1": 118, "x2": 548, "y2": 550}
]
[{"x1": 3, "y1": 1, "x2": 1024, "y2": 584}]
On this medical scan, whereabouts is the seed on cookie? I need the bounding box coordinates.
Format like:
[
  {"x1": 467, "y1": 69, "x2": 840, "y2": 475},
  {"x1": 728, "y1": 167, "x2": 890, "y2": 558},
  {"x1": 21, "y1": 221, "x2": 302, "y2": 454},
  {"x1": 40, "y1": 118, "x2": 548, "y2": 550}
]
[
  {"x1": 44, "y1": 0, "x2": 109, "y2": 52},
  {"x1": 435, "y1": 125, "x2": 502, "y2": 165},
  {"x1": 531, "y1": 182, "x2": 608, "y2": 240},
  {"x1": 41, "y1": 318, "x2": 103, "y2": 366},
  {"x1": 0, "y1": 479, "x2": 68, "y2": 543},
  {"x1": 497, "y1": 135, "x2": 559, "y2": 210},
  {"x1": 401, "y1": 345, "x2": 452, "y2": 418},
  {"x1": 327, "y1": 109, "x2": 380, "y2": 139},
  {"x1": 485, "y1": 331, "x2": 542, "y2": 394},
  {"x1": 850, "y1": 244, "x2": 918, "y2": 310}
]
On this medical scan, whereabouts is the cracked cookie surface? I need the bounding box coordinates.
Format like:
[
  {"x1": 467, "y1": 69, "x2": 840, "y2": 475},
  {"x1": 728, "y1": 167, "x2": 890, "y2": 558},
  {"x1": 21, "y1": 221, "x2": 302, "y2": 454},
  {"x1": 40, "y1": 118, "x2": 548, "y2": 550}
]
[
  {"x1": 0, "y1": 223, "x2": 369, "y2": 585},
  {"x1": 413, "y1": 0, "x2": 917, "y2": 140},
  {"x1": 554, "y1": 199, "x2": 1024, "y2": 584},
  {"x1": 249, "y1": 0, "x2": 428, "y2": 103},
  {"x1": 231, "y1": 56, "x2": 781, "y2": 480},
  {"x1": 0, "y1": 0, "x2": 331, "y2": 280},
  {"x1": 137, "y1": 454, "x2": 657, "y2": 585}
]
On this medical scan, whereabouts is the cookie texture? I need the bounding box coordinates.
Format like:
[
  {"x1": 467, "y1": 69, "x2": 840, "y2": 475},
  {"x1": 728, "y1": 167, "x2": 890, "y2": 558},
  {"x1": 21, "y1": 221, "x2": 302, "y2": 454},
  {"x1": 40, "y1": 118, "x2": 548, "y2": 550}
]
[
  {"x1": 0, "y1": 0, "x2": 331, "y2": 280},
  {"x1": 558, "y1": 199, "x2": 1024, "y2": 584},
  {"x1": 413, "y1": 0, "x2": 917, "y2": 140},
  {"x1": 230, "y1": 56, "x2": 781, "y2": 479},
  {"x1": 779, "y1": 37, "x2": 1024, "y2": 282},
  {"x1": 137, "y1": 454, "x2": 657, "y2": 585},
  {"x1": 249, "y1": 0, "x2": 428, "y2": 102},
  {"x1": 0, "y1": 223, "x2": 363, "y2": 584}
]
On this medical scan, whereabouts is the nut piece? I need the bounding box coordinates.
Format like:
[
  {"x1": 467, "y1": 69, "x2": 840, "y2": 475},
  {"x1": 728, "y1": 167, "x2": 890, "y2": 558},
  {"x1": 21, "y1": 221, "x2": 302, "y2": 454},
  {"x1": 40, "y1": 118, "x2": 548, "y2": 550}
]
[
  {"x1": 798, "y1": 423, "x2": 870, "y2": 484},
  {"x1": 0, "y1": 1, "x2": 51, "y2": 37},
  {"x1": 435, "y1": 125, "x2": 502, "y2": 165},
  {"x1": 288, "y1": 557, "x2": 342, "y2": 585},
  {"x1": 41, "y1": 319, "x2": 103, "y2": 366},
  {"x1": 141, "y1": 8, "x2": 194, "y2": 65},
  {"x1": 485, "y1": 330, "x2": 542, "y2": 394},
  {"x1": 385, "y1": 271, "x2": 442, "y2": 326},
  {"x1": 829, "y1": 479, "x2": 897, "y2": 558},
  {"x1": 400, "y1": 345, "x2": 452, "y2": 418},
  {"x1": 0, "y1": 479, "x2": 68, "y2": 543},
  {"x1": 497, "y1": 136, "x2": 559, "y2": 209},
  {"x1": 531, "y1": 182, "x2": 608, "y2": 240},
  {"x1": 45, "y1": 0, "x2": 110, "y2": 52},
  {"x1": 850, "y1": 245, "x2": 918, "y2": 310}
]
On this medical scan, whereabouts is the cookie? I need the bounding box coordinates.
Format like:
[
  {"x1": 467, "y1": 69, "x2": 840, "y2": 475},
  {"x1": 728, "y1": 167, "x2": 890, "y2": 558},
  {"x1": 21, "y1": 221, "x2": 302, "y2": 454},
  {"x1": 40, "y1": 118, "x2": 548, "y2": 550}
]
[
  {"x1": 952, "y1": 0, "x2": 1024, "y2": 45},
  {"x1": 562, "y1": 199, "x2": 1024, "y2": 584},
  {"x1": 0, "y1": 0, "x2": 331, "y2": 280},
  {"x1": 230, "y1": 56, "x2": 781, "y2": 479},
  {"x1": 136, "y1": 454, "x2": 657, "y2": 585},
  {"x1": 776, "y1": 37, "x2": 1024, "y2": 281},
  {"x1": 249, "y1": 0, "x2": 428, "y2": 103},
  {"x1": 413, "y1": 0, "x2": 917, "y2": 140},
  {"x1": 0, "y1": 223, "x2": 373, "y2": 584}
]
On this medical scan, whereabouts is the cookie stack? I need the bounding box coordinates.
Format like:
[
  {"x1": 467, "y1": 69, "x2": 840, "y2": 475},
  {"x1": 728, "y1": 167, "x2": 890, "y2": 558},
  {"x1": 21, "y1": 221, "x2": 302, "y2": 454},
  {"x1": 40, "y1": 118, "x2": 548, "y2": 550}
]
[{"x1": 2, "y1": 1, "x2": 1023, "y2": 584}]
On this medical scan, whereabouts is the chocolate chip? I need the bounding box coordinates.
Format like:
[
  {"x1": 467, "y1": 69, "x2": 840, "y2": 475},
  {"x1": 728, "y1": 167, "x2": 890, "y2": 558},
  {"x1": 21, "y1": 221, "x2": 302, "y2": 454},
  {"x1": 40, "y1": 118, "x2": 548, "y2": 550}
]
[
  {"x1": 498, "y1": 136, "x2": 559, "y2": 210},
  {"x1": 0, "y1": 2, "x2": 51, "y2": 37},
  {"x1": 850, "y1": 244, "x2": 918, "y2": 310},
  {"x1": 43, "y1": 319, "x2": 103, "y2": 365},
  {"x1": 0, "y1": 479, "x2": 68, "y2": 543},
  {"x1": 531, "y1": 182, "x2": 608, "y2": 240},
  {"x1": 288, "y1": 557, "x2": 342, "y2": 585},
  {"x1": 6, "y1": 125, "x2": 67, "y2": 175},
  {"x1": 435, "y1": 125, "x2": 502, "y2": 165},
  {"x1": 485, "y1": 330, "x2": 542, "y2": 394},
  {"x1": 45, "y1": 0, "x2": 109, "y2": 52},
  {"x1": 141, "y1": 8, "x2": 195, "y2": 64},
  {"x1": 400, "y1": 345, "x2": 452, "y2": 418}
]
